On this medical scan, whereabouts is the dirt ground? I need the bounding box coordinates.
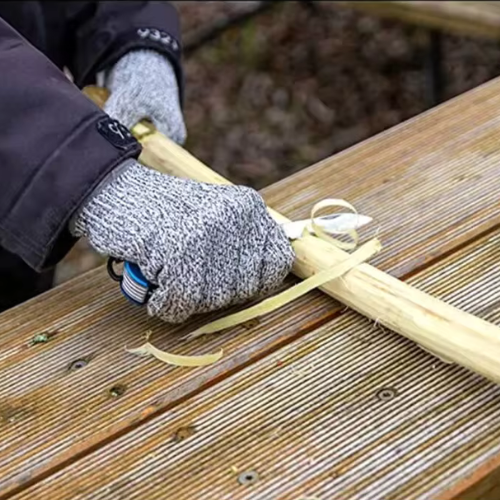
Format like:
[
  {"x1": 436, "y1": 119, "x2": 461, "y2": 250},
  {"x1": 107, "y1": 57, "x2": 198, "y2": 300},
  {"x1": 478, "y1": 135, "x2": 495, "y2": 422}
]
[{"x1": 55, "y1": 1, "x2": 500, "y2": 284}]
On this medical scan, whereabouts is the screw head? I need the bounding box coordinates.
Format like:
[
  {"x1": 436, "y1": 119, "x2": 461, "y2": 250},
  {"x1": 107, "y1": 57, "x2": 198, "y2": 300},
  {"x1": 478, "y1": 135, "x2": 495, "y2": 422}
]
[
  {"x1": 68, "y1": 358, "x2": 89, "y2": 371},
  {"x1": 238, "y1": 470, "x2": 259, "y2": 485},
  {"x1": 376, "y1": 387, "x2": 398, "y2": 401},
  {"x1": 109, "y1": 385, "x2": 127, "y2": 398}
]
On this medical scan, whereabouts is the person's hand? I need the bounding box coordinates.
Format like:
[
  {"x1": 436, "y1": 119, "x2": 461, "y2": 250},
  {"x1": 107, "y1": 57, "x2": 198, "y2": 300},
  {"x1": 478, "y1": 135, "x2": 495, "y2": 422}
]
[
  {"x1": 70, "y1": 161, "x2": 295, "y2": 323},
  {"x1": 102, "y1": 50, "x2": 186, "y2": 144}
]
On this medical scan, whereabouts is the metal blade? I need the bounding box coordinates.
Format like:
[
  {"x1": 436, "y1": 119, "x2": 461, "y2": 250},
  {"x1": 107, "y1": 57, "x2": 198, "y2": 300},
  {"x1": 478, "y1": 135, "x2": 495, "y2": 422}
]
[{"x1": 281, "y1": 213, "x2": 373, "y2": 240}]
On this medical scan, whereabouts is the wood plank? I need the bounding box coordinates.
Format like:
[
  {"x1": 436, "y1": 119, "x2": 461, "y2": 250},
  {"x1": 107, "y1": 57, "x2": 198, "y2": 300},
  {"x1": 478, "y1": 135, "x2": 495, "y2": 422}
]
[
  {"x1": 261, "y1": 76, "x2": 500, "y2": 278},
  {"x1": 448, "y1": 465, "x2": 500, "y2": 500},
  {"x1": 0, "y1": 269, "x2": 335, "y2": 497},
  {"x1": 338, "y1": 1, "x2": 500, "y2": 40},
  {"x1": 1, "y1": 76, "x2": 500, "y2": 497},
  {"x1": 12, "y1": 222, "x2": 500, "y2": 500}
]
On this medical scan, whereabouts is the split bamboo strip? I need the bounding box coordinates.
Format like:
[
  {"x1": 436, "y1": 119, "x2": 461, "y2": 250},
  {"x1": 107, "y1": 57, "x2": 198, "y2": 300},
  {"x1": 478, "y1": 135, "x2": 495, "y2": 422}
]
[{"x1": 84, "y1": 86, "x2": 500, "y2": 384}]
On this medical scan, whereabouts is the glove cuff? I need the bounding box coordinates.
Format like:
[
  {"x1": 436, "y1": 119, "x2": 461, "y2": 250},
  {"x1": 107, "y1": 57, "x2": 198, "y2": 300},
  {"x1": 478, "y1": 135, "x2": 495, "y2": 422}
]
[
  {"x1": 69, "y1": 158, "x2": 139, "y2": 238},
  {"x1": 103, "y1": 49, "x2": 179, "y2": 94},
  {"x1": 101, "y1": 49, "x2": 187, "y2": 144}
]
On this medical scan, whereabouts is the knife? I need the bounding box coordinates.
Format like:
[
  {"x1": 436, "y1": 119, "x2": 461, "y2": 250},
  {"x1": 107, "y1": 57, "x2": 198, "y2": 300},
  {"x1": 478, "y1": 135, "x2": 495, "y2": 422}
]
[
  {"x1": 282, "y1": 213, "x2": 372, "y2": 240},
  {"x1": 107, "y1": 213, "x2": 373, "y2": 306}
]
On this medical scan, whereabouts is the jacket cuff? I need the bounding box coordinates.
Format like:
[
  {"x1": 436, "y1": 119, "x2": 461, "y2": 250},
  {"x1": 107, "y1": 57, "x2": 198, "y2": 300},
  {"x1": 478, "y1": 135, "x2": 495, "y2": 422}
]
[
  {"x1": 1, "y1": 114, "x2": 142, "y2": 271},
  {"x1": 75, "y1": 27, "x2": 185, "y2": 108}
]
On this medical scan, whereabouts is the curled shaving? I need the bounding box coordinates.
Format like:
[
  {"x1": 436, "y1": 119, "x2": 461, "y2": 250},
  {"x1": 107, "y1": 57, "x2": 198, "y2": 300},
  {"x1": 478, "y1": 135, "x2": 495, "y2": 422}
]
[
  {"x1": 126, "y1": 342, "x2": 223, "y2": 367},
  {"x1": 309, "y1": 198, "x2": 360, "y2": 250},
  {"x1": 185, "y1": 238, "x2": 381, "y2": 341},
  {"x1": 128, "y1": 199, "x2": 380, "y2": 367}
]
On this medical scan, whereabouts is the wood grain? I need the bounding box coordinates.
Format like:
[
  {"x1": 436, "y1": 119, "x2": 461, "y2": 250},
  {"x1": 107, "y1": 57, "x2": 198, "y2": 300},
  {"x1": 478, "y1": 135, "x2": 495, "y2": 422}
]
[
  {"x1": 1, "y1": 76, "x2": 500, "y2": 498},
  {"x1": 85, "y1": 78, "x2": 500, "y2": 385},
  {"x1": 11, "y1": 222, "x2": 500, "y2": 500}
]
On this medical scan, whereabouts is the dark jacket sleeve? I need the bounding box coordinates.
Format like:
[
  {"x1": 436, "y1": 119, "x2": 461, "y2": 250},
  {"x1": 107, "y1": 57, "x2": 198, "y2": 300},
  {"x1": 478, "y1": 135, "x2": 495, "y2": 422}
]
[
  {"x1": 43, "y1": 1, "x2": 184, "y2": 103},
  {"x1": 0, "y1": 17, "x2": 142, "y2": 271}
]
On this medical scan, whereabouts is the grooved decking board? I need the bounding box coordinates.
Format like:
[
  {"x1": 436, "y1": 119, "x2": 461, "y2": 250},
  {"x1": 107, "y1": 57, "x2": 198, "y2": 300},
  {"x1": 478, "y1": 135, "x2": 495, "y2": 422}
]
[
  {"x1": 1, "y1": 77, "x2": 500, "y2": 497},
  {"x1": 12, "y1": 219, "x2": 500, "y2": 500},
  {"x1": 338, "y1": 1, "x2": 500, "y2": 40},
  {"x1": 0, "y1": 271, "x2": 335, "y2": 497},
  {"x1": 262, "y1": 77, "x2": 500, "y2": 277}
]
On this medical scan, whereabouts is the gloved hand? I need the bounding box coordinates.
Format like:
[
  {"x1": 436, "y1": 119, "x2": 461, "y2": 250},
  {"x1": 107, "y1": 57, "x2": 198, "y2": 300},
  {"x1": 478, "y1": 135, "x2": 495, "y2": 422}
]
[
  {"x1": 100, "y1": 49, "x2": 186, "y2": 144},
  {"x1": 70, "y1": 161, "x2": 295, "y2": 323}
]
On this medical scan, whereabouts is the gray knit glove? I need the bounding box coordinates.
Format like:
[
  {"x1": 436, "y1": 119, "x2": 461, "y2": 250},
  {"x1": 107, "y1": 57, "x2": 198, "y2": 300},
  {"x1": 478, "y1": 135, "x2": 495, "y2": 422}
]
[
  {"x1": 101, "y1": 49, "x2": 186, "y2": 144},
  {"x1": 71, "y1": 161, "x2": 295, "y2": 323}
]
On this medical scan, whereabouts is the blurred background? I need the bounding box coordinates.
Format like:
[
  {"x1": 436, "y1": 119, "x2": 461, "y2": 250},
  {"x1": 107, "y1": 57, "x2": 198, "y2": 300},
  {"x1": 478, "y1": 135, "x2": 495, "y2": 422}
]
[{"x1": 55, "y1": 0, "x2": 500, "y2": 284}]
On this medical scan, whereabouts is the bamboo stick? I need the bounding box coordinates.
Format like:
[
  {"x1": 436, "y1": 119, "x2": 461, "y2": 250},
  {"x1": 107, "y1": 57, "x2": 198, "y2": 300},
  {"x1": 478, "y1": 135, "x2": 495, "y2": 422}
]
[{"x1": 84, "y1": 86, "x2": 500, "y2": 384}]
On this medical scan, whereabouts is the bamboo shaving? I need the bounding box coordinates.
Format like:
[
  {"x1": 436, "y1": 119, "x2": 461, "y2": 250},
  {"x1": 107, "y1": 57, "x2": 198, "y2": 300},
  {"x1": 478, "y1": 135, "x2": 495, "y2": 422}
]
[
  {"x1": 184, "y1": 238, "x2": 382, "y2": 341},
  {"x1": 126, "y1": 330, "x2": 223, "y2": 367},
  {"x1": 126, "y1": 342, "x2": 223, "y2": 367},
  {"x1": 292, "y1": 364, "x2": 315, "y2": 377},
  {"x1": 308, "y1": 198, "x2": 359, "y2": 250},
  {"x1": 127, "y1": 198, "x2": 380, "y2": 367}
]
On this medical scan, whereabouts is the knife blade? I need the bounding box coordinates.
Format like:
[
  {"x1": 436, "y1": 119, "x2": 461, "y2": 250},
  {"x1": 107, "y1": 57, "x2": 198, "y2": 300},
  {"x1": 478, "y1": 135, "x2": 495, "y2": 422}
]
[{"x1": 281, "y1": 213, "x2": 372, "y2": 240}]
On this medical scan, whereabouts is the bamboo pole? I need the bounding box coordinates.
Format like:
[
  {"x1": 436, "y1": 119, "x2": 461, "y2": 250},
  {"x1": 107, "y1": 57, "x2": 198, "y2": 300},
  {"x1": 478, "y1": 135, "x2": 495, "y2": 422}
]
[{"x1": 84, "y1": 86, "x2": 500, "y2": 384}]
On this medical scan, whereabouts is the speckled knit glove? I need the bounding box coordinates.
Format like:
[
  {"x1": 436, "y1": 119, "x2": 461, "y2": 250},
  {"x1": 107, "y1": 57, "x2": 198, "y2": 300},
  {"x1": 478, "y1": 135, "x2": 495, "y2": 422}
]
[
  {"x1": 70, "y1": 161, "x2": 295, "y2": 323},
  {"x1": 101, "y1": 49, "x2": 186, "y2": 144}
]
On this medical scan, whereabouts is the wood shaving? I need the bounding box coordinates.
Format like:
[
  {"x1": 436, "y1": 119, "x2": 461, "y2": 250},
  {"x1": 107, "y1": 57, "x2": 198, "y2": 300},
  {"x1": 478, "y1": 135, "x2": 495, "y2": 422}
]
[
  {"x1": 127, "y1": 331, "x2": 223, "y2": 367},
  {"x1": 124, "y1": 199, "x2": 379, "y2": 368},
  {"x1": 271, "y1": 425, "x2": 282, "y2": 437},
  {"x1": 301, "y1": 198, "x2": 360, "y2": 250},
  {"x1": 185, "y1": 237, "x2": 381, "y2": 341}
]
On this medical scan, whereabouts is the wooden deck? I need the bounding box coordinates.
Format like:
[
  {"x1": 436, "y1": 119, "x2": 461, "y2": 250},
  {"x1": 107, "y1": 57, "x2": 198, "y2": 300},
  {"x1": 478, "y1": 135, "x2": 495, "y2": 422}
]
[{"x1": 1, "y1": 75, "x2": 500, "y2": 499}]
